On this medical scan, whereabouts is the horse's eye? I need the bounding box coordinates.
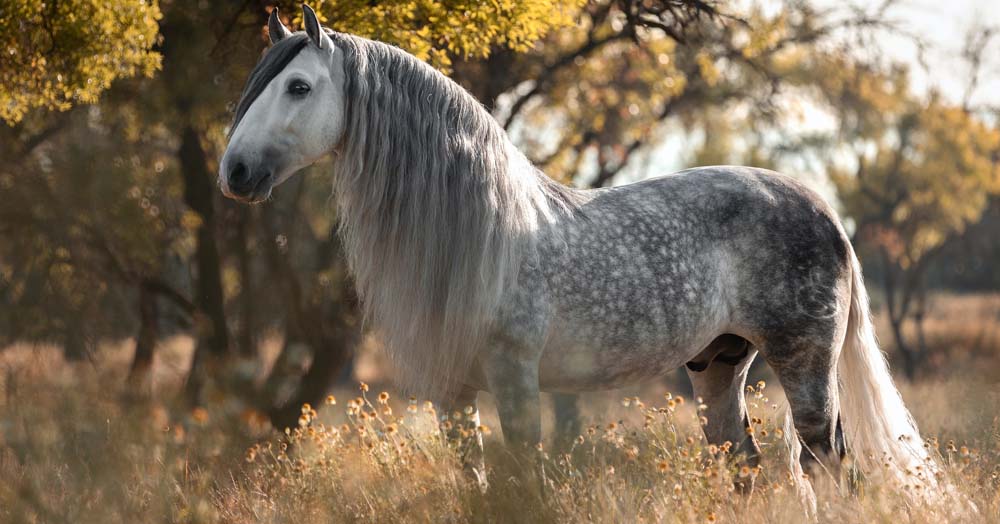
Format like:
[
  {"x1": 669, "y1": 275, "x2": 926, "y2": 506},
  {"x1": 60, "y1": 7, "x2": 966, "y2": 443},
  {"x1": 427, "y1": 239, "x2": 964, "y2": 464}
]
[{"x1": 288, "y1": 80, "x2": 311, "y2": 96}]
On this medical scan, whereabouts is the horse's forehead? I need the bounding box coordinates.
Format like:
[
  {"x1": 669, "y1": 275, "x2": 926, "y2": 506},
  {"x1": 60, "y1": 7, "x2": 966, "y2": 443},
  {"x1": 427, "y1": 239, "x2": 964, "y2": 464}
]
[{"x1": 297, "y1": 41, "x2": 339, "y2": 67}]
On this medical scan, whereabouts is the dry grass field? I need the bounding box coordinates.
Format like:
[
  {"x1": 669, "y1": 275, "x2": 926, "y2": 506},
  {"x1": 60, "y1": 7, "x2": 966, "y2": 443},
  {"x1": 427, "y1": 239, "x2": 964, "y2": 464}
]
[{"x1": 1, "y1": 294, "x2": 998, "y2": 523}]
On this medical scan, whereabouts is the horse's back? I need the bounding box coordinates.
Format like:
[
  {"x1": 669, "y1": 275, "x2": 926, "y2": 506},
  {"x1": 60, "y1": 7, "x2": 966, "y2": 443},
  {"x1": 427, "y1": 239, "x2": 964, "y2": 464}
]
[
  {"x1": 527, "y1": 166, "x2": 853, "y2": 391},
  {"x1": 618, "y1": 166, "x2": 853, "y2": 337}
]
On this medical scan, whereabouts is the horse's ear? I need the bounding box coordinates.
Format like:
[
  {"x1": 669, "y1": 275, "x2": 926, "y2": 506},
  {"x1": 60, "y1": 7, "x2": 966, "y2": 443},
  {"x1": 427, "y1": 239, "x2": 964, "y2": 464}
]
[
  {"x1": 302, "y1": 4, "x2": 330, "y2": 49},
  {"x1": 268, "y1": 7, "x2": 292, "y2": 45}
]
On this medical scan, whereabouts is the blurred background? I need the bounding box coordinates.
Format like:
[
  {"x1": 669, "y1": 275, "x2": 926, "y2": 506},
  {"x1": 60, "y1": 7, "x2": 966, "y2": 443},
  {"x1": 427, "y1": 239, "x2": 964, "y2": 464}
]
[{"x1": 1, "y1": 0, "x2": 999, "y2": 453}]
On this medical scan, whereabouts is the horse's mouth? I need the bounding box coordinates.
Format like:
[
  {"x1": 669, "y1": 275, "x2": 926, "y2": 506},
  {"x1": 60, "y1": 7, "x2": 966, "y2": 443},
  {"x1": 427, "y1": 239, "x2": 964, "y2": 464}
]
[{"x1": 225, "y1": 173, "x2": 274, "y2": 204}]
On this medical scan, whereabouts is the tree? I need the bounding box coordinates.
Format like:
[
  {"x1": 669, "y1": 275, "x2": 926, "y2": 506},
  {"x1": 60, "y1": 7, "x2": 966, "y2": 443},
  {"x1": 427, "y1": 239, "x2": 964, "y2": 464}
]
[
  {"x1": 0, "y1": 0, "x2": 162, "y2": 124},
  {"x1": 772, "y1": 44, "x2": 1000, "y2": 377},
  {"x1": 829, "y1": 94, "x2": 1000, "y2": 377}
]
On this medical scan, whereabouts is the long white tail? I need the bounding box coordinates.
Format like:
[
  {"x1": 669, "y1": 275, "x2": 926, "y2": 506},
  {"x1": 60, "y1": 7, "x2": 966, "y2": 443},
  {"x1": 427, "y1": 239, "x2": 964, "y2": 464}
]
[{"x1": 838, "y1": 249, "x2": 934, "y2": 485}]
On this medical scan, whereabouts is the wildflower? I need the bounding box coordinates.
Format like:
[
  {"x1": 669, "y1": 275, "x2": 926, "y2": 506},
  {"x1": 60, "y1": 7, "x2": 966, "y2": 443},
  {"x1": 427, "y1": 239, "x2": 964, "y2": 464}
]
[
  {"x1": 423, "y1": 401, "x2": 435, "y2": 413},
  {"x1": 673, "y1": 483, "x2": 682, "y2": 495},
  {"x1": 464, "y1": 405, "x2": 475, "y2": 416},
  {"x1": 326, "y1": 395, "x2": 337, "y2": 405},
  {"x1": 301, "y1": 403, "x2": 312, "y2": 414},
  {"x1": 622, "y1": 398, "x2": 631, "y2": 407},
  {"x1": 360, "y1": 382, "x2": 369, "y2": 392},
  {"x1": 739, "y1": 465, "x2": 752, "y2": 478},
  {"x1": 575, "y1": 435, "x2": 585, "y2": 445},
  {"x1": 657, "y1": 460, "x2": 670, "y2": 473},
  {"x1": 774, "y1": 428, "x2": 784, "y2": 438},
  {"x1": 245, "y1": 448, "x2": 256, "y2": 463},
  {"x1": 191, "y1": 407, "x2": 209, "y2": 424},
  {"x1": 386, "y1": 423, "x2": 398, "y2": 434},
  {"x1": 378, "y1": 392, "x2": 390, "y2": 404},
  {"x1": 756, "y1": 380, "x2": 766, "y2": 390},
  {"x1": 535, "y1": 442, "x2": 544, "y2": 452},
  {"x1": 745, "y1": 426, "x2": 755, "y2": 436},
  {"x1": 382, "y1": 406, "x2": 392, "y2": 416},
  {"x1": 406, "y1": 404, "x2": 418, "y2": 414},
  {"x1": 477, "y1": 425, "x2": 492, "y2": 436},
  {"x1": 707, "y1": 511, "x2": 717, "y2": 522}
]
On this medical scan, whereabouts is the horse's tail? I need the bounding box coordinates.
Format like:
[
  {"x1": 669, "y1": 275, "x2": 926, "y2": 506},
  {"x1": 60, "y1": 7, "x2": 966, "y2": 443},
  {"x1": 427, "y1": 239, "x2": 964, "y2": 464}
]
[{"x1": 838, "y1": 247, "x2": 934, "y2": 485}]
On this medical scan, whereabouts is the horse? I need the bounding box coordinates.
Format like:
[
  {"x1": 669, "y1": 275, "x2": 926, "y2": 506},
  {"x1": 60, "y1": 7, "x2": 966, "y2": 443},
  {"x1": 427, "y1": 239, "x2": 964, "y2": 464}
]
[{"x1": 220, "y1": 4, "x2": 934, "y2": 499}]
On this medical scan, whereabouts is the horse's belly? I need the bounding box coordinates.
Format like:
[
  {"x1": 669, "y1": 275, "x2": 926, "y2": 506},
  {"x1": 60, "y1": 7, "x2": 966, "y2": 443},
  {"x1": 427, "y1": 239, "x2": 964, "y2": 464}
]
[{"x1": 536, "y1": 329, "x2": 708, "y2": 392}]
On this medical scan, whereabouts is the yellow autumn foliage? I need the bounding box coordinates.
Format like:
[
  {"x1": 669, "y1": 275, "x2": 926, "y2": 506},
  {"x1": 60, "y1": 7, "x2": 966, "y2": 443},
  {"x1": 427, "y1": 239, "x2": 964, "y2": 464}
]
[
  {"x1": 0, "y1": 0, "x2": 163, "y2": 124},
  {"x1": 279, "y1": 0, "x2": 586, "y2": 72}
]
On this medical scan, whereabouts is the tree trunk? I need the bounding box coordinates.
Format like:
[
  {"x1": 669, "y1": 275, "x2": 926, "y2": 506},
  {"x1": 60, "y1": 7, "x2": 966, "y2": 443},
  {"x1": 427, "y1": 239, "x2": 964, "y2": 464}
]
[
  {"x1": 881, "y1": 249, "x2": 918, "y2": 380},
  {"x1": 267, "y1": 328, "x2": 357, "y2": 431},
  {"x1": 179, "y1": 124, "x2": 231, "y2": 405},
  {"x1": 126, "y1": 281, "x2": 158, "y2": 397},
  {"x1": 61, "y1": 317, "x2": 89, "y2": 362},
  {"x1": 235, "y1": 206, "x2": 258, "y2": 358},
  {"x1": 257, "y1": 184, "x2": 359, "y2": 429},
  {"x1": 912, "y1": 281, "x2": 930, "y2": 369}
]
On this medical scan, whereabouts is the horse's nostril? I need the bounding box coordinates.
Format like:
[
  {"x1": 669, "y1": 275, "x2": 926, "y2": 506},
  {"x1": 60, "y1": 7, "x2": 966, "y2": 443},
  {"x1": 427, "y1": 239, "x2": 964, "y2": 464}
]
[{"x1": 229, "y1": 162, "x2": 249, "y2": 187}]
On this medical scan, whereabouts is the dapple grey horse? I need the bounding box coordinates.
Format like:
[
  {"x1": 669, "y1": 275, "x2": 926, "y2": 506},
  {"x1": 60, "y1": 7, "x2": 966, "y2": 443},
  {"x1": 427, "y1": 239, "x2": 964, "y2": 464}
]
[{"x1": 220, "y1": 5, "x2": 933, "y2": 497}]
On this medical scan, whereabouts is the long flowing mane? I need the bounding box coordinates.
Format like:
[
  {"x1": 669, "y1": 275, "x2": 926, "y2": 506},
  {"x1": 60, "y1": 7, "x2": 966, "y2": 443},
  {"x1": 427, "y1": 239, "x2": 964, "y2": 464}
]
[{"x1": 327, "y1": 32, "x2": 577, "y2": 400}]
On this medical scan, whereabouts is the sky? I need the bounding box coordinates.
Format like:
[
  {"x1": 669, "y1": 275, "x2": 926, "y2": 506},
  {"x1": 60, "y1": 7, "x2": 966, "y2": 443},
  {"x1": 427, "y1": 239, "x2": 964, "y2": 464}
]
[{"x1": 833, "y1": 0, "x2": 1000, "y2": 107}]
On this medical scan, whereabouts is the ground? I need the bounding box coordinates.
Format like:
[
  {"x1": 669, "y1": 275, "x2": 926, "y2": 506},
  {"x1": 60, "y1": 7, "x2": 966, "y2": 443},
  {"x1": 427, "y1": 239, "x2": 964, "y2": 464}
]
[{"x1": 0, "y1": 293, "x2": 998, "y2": 523}]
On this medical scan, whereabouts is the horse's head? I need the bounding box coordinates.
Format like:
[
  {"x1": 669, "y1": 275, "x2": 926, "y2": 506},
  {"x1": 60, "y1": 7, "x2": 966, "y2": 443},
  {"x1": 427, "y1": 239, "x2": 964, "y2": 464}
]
[{"x1": 220, "y1": 5, "x2": 345, "y2": 203}]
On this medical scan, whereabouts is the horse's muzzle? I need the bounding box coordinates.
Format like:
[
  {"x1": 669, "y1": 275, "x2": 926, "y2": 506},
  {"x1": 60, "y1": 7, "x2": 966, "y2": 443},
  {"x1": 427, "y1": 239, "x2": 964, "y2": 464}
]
[{"x1": 220, "y1": 158, "x2": 274, "y2": 204}]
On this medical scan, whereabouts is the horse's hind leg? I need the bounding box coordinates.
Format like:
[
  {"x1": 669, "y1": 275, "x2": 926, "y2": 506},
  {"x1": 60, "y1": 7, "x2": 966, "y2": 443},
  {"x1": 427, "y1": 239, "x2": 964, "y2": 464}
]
[
  {"x1": 685, "y1": 335, "x2": 761, "y2": 479},
  {"x1": 760, "y1": 335, "x2": 847, "y2": 483}
]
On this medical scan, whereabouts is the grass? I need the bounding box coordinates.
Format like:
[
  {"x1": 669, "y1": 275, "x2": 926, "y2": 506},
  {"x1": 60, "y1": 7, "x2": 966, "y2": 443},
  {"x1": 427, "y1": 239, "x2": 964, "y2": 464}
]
[{"x1": 1, "y1": 295, "x2": 999, "y2": 523}]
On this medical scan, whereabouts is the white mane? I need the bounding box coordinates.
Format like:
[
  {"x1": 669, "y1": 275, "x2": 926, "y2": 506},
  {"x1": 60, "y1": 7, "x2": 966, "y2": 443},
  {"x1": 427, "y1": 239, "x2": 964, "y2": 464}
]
[{"x1": 327, "y1": 32, "x2": 578, "y2": 400}]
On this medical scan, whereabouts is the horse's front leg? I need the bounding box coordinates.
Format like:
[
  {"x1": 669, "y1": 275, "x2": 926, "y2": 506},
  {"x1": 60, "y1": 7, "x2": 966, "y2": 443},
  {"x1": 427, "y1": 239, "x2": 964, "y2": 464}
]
[
  {"x1": 483, "y1": 348, "x2": 542, "y2": 451},
  {"x1": 441, "y1": 385, "x2": 487, "y2": 491}
]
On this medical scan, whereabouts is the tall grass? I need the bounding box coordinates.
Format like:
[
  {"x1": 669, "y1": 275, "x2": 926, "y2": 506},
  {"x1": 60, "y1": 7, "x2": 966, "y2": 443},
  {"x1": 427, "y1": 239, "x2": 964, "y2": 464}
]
[
  {"x1": 1, "y1": 294, "x2": 999, "y2": 523},
  {"x1": 1, "y1": 356, "x2": 997, "y2": 523}
]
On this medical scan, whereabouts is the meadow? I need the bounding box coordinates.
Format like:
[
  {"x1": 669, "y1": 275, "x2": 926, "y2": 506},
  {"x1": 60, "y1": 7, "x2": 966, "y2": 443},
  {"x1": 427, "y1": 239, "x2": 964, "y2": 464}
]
[{"x1": 0, "y1": 294, "x2": 998, "y2": 523}]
